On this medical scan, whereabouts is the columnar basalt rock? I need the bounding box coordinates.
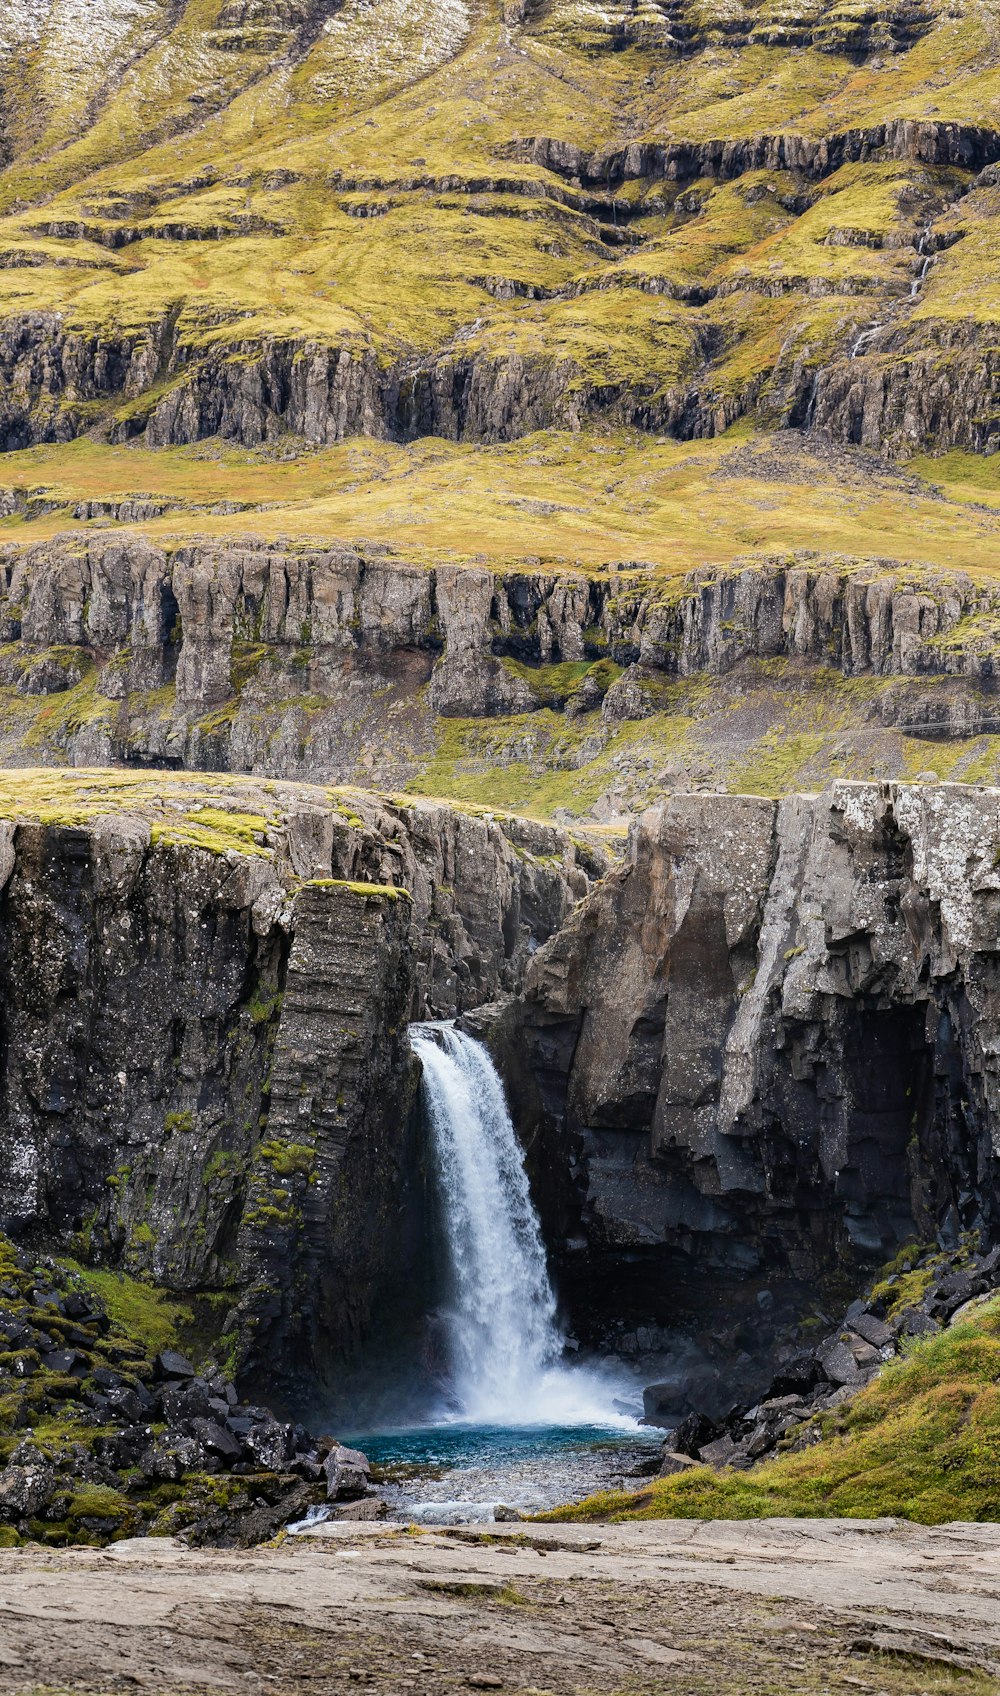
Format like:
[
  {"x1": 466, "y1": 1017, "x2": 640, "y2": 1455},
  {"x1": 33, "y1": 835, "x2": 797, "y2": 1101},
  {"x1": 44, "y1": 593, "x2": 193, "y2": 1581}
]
[
  {"x1": 3, "y1": 538, "x2": 1000, "y2": 779},
  {"x1": 226, "y1": 880, "x2": 418, "y2": 1388},
  {"x1": 509, "y1": 120, "x2": 1000, "y2": 191},
  {"x1": 493, "y1": 781, "x2": 1000, "y2": 1332},
  {"x1": 0, "y1": 782, "x2": 599, "y2": 1393}
]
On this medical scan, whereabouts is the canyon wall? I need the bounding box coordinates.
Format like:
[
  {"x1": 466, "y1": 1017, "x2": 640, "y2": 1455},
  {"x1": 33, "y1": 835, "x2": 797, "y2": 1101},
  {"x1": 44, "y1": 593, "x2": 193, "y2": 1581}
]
[
  {"x1": 0, "y1": 785, "x2": 598, "y2": 1395},
  {"x1": 6, "y1": 773, "x2": 1000, "y2": 1412},
  {"x1": 0, "y1": 535, "x2": 997, "y2": 781},
  {"x1": 491, "y1": 781, "x2": 1000, "y2": 1352}
]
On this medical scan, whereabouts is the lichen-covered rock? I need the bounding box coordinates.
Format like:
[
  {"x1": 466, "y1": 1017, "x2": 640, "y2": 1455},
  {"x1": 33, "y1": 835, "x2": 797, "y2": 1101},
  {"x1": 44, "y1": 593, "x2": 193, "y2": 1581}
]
[{"x1": 0, "y1": 1443, "x2": 55, "y2": 1516}]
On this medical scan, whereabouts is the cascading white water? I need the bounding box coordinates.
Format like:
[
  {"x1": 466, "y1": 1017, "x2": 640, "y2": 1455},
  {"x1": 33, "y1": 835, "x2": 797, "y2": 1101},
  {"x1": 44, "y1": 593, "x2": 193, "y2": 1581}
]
[{"x1": 411, "y1": 1022, "x2": 625, "y2": 1425}]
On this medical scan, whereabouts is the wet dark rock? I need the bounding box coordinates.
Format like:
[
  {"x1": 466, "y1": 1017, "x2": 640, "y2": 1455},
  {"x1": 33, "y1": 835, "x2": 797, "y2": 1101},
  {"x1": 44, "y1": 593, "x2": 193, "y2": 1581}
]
[
  {"x1": 290, "y1": 1456, "x2": 324, "y2": 1483},
  {"x1": 768, "y1": 1353, "x2": 829, "y2": 1396},
  {"x1": 641, "y1": 1382, "x2": 686, "y2": 1427},
  {"x1": 323, "y1": 1444, "x2": 372, "y2": 1501},
  {"x1": 105, "y1": 1386, "x2": 143, "y2": 1422},
  {"x1": 39, "y1": 1347, "x2": 86, "y2": 1375},
  {"x1": 934, "y1": 1271, "x2": 978, "y2": 1307},
  {"x1": 191, "y1": 1419, "x2": 242, "y2": 1461},
  {"x1": 162, "y1": 1381, "x2": 214, "y2": 1424},
  {"x1": 140, "y1": 1434, "x2": 206, "y2": 1480},
  {"x1": 670, "y1": 1411, "x2": 720, "y2": 1457},
  {"x1": 698, "y1": 1434, "x2": 743, "y2": 1467}
]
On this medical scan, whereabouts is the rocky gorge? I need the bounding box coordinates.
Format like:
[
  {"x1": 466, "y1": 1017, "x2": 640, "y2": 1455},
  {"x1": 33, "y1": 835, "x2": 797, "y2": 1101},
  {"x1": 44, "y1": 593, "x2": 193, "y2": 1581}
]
[
  {"x1": 3, "y1": 0, "x2": 1000, "y2": 1575},
  {"x1": 0, "y1": 767, "x2": 999, "y2": 1535}
]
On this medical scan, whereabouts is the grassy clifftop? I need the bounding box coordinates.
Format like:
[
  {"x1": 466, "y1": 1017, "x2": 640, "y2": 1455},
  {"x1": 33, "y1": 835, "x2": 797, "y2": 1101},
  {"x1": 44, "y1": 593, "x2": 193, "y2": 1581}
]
[{"x1": 0, "y1": 428, "x2": 999, "y2": 574}]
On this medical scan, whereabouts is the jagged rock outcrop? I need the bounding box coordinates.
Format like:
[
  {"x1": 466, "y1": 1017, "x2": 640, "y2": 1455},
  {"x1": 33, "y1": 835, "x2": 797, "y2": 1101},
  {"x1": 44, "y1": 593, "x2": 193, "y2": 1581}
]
[
  {"x1": 2, "y1": 536, "x2": 1000, "y2": 780},
  {"x1": 491, "y1": 781, "x2": 1000, "y2": 1353},
  {"x1": 511, "y1": 120, "x2": 1000, "y2": 190},
  {"x1": 808, "y1": 323, "x2": 1000, "y2": 456},
  {"x1": 0, "y1": 780, "x2": 600, "y2": 1393}
]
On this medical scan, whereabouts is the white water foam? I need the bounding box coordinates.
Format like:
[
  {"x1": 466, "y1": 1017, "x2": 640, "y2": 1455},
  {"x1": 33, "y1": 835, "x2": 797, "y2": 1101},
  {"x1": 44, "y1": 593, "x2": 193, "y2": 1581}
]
[{"x1": 410, "y1": 1022, "x2": 632, "y2": 1427}]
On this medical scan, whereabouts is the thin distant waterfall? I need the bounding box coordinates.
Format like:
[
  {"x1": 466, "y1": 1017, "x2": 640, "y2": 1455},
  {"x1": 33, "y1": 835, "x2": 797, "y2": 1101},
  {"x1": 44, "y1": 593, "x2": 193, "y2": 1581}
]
[{"x1": 410, "y1": 1023, "x2": 566, "y2": 1422}]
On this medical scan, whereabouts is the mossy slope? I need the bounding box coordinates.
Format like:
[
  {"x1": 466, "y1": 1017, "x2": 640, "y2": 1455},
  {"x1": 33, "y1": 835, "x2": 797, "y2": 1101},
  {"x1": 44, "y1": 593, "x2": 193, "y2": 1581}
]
[{"x1": 547, "y1": 1296, "x2": 1000, "y2": 1524}]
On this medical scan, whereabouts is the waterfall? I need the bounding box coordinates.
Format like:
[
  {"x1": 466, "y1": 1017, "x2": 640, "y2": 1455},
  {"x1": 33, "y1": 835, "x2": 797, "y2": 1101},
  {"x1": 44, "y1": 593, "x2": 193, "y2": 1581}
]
[{"x1": 411, "y1": 1022, "x2": 622, "y2": 1425}]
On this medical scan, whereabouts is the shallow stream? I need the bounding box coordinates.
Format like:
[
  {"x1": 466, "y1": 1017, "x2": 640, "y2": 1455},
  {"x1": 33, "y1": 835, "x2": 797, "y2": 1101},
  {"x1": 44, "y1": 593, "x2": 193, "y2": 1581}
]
[{"x1": 354, "y1": 1421, "x2": 661, "y2": 1522}]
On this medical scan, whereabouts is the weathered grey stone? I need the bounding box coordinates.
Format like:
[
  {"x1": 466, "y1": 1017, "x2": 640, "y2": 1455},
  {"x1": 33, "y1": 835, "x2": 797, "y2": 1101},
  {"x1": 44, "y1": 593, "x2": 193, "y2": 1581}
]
[
  {"x1": 817, "y1": 1340, "x2": 864, "y2": 1386},
  {"x1": 323, "y1": 1443, "x2": 371, "y2": 1501},
  {"x1": 0, "y1": 1444, "x2": 55, "y2": 1516},
  {"x1": 847, "y1": 1312, "x2": 893, "y2": 1349},
  {"x1": 494, "y1": 780, "x2": 1000, "y2": 1363}
]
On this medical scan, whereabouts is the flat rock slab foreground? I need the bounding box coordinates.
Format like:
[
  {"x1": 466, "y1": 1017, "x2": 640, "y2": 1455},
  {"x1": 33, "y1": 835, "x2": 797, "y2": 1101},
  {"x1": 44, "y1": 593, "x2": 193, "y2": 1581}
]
[{"x1": 0, "y1": 1518, "x2": 999, "y2": 1695}]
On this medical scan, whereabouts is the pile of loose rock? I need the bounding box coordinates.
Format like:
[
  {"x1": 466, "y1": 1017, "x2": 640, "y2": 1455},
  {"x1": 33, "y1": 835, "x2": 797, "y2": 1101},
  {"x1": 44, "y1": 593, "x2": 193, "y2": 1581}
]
[
  {"x1": 648, "y1": 1241, "x2": 1000, "y2": 1477},
  {"x1": 0, "y1": 1238, "x2": 375, "y2": 1545}
]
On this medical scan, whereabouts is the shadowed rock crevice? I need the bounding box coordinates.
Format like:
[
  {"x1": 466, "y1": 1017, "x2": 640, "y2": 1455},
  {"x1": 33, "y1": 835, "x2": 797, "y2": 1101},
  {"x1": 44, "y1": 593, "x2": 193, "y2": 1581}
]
[{"x1": 488, "y1": 782, "x2": 1000, "y2": 1398}]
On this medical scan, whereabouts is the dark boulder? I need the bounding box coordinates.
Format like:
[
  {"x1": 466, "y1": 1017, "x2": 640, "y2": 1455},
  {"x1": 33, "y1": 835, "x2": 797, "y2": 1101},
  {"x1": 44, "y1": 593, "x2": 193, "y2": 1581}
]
[{"x1": 155, "y1": 1351, "x2": 197, "y2": 1381}]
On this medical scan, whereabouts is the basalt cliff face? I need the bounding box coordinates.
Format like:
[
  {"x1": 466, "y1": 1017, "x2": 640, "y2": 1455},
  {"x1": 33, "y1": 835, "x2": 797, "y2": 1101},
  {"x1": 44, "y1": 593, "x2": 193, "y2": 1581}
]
[
  {"x1": 0, "y1": 775, "x2": 600, "y2": 1398},
  {"x1": 491, "y1": 781, "x2": 1000, "y2": 1387},
  {"x1": 2, "y1": 537, "x2": 1000, "y2": 788}
]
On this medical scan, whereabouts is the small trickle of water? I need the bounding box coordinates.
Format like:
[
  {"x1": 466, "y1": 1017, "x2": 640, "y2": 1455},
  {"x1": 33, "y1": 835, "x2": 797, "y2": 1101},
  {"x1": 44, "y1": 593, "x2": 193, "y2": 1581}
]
[{"x1": 410, "y1": 1022, "x2": 624, "y2": 1426}]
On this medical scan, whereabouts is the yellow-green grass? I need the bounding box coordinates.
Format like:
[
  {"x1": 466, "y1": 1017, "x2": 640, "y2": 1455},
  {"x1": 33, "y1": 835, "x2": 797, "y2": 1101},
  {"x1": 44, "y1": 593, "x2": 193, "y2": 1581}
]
[
  {"x1": 0, "y1": 763, "x2": 617, "y2": 850},
  {"x1": 5, "y1": 0, "x2": 999, "y2": 220},
  {"x1": 0, "y1": 766, "x2": 380, "y2": 851},
  {"x1": 3, "y1": 428, "x2": 1000, "y2": 578},
  {"x1": 0, "y1": 765, "x2": 284, "y2": 852},
  {"x1": 0, "y1": 0, "x2": 997, "y2": 443},
  {"x1": 543, "y1": 1295, "x2": 1000, "y2": 1524}
]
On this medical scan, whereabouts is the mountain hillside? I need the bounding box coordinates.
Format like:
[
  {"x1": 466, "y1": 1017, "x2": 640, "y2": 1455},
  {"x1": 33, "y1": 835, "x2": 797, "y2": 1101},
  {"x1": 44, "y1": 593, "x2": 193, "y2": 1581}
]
[
  {"x1": 1, "y1": 0, "x2": 1000, "y2": 813},
  {"x1": 1, "y1": 0, "x2": 999, "y2": 452}
]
